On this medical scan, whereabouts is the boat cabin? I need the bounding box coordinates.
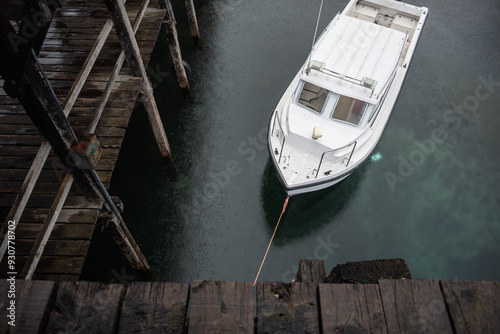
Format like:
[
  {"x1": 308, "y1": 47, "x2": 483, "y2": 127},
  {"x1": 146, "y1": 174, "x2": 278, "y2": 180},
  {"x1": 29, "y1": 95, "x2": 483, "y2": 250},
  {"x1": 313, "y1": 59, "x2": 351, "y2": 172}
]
[{"x1": 297, "y1": 81, "x2": 369, "y2": 126}]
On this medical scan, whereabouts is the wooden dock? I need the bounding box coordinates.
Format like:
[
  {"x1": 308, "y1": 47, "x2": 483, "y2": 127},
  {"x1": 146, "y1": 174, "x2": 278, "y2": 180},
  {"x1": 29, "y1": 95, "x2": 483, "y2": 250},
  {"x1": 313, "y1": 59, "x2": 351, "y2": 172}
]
[
  {"x1": 0, "y1": 276, "x2": 498, "y2": 333},
  {"x1": 0, "y1": 0, "x2": 167, "y2": 280}
]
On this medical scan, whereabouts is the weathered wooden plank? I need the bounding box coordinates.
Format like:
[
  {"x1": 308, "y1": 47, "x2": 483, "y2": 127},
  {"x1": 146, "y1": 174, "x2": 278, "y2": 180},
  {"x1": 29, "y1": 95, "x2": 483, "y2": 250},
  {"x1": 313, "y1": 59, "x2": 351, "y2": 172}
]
[
  {"x1": 0, "y1": 114, "x2": 36, "y2": 124},
  {"x1": 19, "y1": 208, "x2": 99, "y2": 224},
  {"x1": 325, "y1": 259, "x2": 412, "y2": 283},
  {"x1": 45, "y1": 281, "x2": 125, "y2": 333},
  {"x1": 0, "y1": 168, "x2": 111, "y2": 184},
  {"x1": 0, "y1": 194, "x2": 102, "y2": 209},
  {"x1": 0, "y1": 180, "x2": 76, "y2": 195},
  {"x1": 189, "y1": 280, "x2": 254, "y2": 333},
  {"x1": 319, "y1": 283, "x2": 387, "y2": 334},
  {"x1": 0, "y1": 134, "x2": 44, "y2": 146},
  {"x1": 378, "y1": 279, "x2": 453, "y2": 334},
  {"x1": 67, "y1": 116, "x2": 131, "y2": 128},
  {"x1": 295, "y1": 259, "x2": 326, "y2": 284},
  {"x1": 0, "y1": 144, "x2": 121, "y2": 160},
  {"x1": 0, "y1": 146, "x2": 43, "y2": 157},
  {"x1": 49, "y1": 79, "x2": 140, "y2": 91},
  {"x1": 0, "y1": 256, "x2": 86, "y2": 275},
  {"x1": 8, "y1": 223, "x2": 95, "y2": 239},
  {"x1": 0, "y1": 280, "x2": 56, "y2": 333},
  {"x1": 11, "y1": 239, "x2": 91, "y2": 256},
  {"x1": 33, "y1": 273, "x2": 80, "y2": 281},
  {"x1": 118, "y1": 282, "x2": 189, "y2": 333},
  {"x1": 440, "y1": 280, "x2": 500, "y2": 334},
  {"x1": 63, "y1": 97, "x2": 139, "y2": 108},
  {"x1": 0, "y1": 96, "x2": 23, "y2": 105},
  {"x1": 0, "y1": 156, "x2": 118, "y2": 170},
  {"x1": 257, "y1": 282, "x2": 319, "y2": 334},
  {"x1": 0, "y1": 124, "x2": 40, "y2": 136}
]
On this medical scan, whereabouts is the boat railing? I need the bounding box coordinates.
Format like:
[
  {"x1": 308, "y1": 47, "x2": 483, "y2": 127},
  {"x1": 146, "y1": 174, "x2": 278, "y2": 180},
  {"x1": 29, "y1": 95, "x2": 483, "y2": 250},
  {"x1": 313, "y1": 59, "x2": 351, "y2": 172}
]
[
  {"x1": 271, "y1": 112, "x2": 286, "y2": 162},
  {"x1": 368, "y1": 60, "x2": 400, "y2": 126},
  {"x1": 316, "y1": 141, "x2": 357, "y2": 178},
  {"x1": 306, "y1": 66, "x2": 377, "y2": 98}
]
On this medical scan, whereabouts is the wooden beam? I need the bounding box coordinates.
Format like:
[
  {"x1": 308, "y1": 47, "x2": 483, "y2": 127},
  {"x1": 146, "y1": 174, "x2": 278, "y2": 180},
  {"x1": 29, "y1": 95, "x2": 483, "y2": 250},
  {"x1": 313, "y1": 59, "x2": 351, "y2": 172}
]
[
  {"x1": 105, "y1": 0, "x2": 142, "y2": 77},
  {"x1": 61, "y1": 19, "x2": 114, "y2": 116},
  {"x1": 159, "y1": 0, "x2": 191, "y2": 94},
  {"x1": 103, "y1": 209, "x2": 156, "y2": 280},
  {"x1": 106, "y1": 0, "x2": 174, "y2": 163},
  {"x1": 184, "y1": 0, "x2": 200, "y2": 45},
  {"x1": 89, "y1": 0, "x2": 148, "y2": 133},
  {"x1": 16, "y1": 57, "x2": 103, "y2": 201}
]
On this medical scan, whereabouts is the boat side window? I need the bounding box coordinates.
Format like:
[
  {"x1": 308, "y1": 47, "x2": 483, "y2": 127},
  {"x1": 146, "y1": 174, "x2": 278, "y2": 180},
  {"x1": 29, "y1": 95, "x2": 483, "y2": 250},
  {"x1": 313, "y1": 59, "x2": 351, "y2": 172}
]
[
  {"x1": 331, "y1": 95, "x2": 367, "y2": 125},
  {"x1": 298, "y1": 81, "x2": 328, "y2": 113}
]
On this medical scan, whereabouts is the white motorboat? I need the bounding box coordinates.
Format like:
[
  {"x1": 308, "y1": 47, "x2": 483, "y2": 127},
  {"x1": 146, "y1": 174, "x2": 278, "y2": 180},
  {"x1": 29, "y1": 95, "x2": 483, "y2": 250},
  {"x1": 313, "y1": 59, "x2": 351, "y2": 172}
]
[{"x1": 268, "y1": 0, "x2": 428, "y2": 196}]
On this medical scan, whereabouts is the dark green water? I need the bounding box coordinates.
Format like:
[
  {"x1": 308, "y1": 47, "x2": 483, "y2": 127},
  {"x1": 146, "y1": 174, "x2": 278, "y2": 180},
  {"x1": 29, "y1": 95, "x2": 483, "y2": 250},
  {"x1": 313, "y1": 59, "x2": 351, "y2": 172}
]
[{"x1": 82, "y1": 0, "x2": 500, "y2": 283}]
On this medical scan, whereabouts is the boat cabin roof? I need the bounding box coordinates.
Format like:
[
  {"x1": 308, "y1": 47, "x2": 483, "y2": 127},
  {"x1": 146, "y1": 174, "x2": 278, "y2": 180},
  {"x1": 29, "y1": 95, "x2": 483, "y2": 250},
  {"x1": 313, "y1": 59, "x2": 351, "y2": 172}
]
[{"x1": 302, "y1": 15, "x2": 407, "y2": 103}]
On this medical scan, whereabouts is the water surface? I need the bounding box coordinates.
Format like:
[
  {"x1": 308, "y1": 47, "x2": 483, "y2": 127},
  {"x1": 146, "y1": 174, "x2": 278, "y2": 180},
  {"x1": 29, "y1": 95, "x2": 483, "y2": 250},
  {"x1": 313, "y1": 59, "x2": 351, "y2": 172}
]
[{"x1": 83, "y1": 0, "x2": 500, "y2": 283}]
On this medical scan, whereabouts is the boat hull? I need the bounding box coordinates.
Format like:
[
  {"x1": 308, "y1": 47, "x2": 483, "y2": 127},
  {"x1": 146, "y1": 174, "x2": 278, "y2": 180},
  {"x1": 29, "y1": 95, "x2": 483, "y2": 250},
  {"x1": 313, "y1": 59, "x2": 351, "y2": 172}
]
[{"x1": 267, "y1": 0, "x2": 428, "y2": 196}]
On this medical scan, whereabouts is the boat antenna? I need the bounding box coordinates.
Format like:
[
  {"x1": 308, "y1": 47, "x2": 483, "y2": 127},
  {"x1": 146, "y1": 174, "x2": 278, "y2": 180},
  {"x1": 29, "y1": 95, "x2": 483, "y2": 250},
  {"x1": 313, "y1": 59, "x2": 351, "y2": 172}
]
[{"x1": 305, "y1": 0, "x2": 325, "y2": 74}]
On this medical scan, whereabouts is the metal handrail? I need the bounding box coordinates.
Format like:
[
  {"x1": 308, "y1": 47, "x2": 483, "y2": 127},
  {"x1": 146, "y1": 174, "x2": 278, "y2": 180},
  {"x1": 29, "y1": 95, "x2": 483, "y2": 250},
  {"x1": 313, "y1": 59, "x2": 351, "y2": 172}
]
[
  {"x1": 272, "y1": 112, "x2": 286, "y2": 162},
  {"x1": 316, "y1": 141, "x2": 357, "y2": 178}
]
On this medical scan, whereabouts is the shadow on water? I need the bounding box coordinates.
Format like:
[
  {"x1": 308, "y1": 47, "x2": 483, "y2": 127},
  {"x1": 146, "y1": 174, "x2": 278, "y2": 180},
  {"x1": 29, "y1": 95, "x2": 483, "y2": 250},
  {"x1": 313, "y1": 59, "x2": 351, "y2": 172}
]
[{"x1": 261, "y1": 159, "x2": 369, "y2": 243}]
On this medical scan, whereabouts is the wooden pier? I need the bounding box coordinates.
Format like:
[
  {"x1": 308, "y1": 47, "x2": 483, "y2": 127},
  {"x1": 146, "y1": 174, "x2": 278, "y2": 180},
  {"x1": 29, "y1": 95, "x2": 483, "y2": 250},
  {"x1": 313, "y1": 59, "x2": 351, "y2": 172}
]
[
  {"x1": 0, "y1": 0, "x2": 194, "y2": 280},
  {"x1": 0, "y1": 260, "x2": 498, "y2": 333}
]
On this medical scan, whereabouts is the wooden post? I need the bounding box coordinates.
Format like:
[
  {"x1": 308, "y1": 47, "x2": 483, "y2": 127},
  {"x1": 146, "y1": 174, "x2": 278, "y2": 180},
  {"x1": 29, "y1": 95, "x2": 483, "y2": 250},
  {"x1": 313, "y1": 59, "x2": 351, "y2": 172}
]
[
  {"x1": 106, "y1": 0, "x2": 176, "y2": 163},
  {"x1": 184, "y1": 0, "x2": 200, "y2": 45},
  {"x1": 100, "y1": 205, "x2": 156, "y2": 280},
  {"x1": 158, "y1": 0, "x2": 191, "y2": 95},
  {"x1": 16, "y1": 58, "x2": 103, "y2": 201}
]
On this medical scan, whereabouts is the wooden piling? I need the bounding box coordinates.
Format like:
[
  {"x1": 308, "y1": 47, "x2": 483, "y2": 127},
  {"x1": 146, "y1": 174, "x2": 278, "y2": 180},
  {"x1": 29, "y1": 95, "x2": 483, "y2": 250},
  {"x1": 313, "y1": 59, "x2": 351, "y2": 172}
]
[
  {"x1": 106, "y1": 0, "x2": 176, "y2": 164},
  {"x1": 159, "y1": 0, "x2": 191, "y2": 95},
  {"x1": 295, "y1": 259, "x2": 326, "y2": 284},
  {"x1": 184, "y1": 0, "x2": 200, "y2": 45}
]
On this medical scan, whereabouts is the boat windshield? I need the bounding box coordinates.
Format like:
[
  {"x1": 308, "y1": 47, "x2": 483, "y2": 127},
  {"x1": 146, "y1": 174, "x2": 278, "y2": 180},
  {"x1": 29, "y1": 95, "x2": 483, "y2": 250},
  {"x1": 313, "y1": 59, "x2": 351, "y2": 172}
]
[
  {"x1": 298, "y1": 81, "x2": 328, "y2": 113},
  {"x1": 332, "y1": 95, "x2": 367, "y2": 125}
]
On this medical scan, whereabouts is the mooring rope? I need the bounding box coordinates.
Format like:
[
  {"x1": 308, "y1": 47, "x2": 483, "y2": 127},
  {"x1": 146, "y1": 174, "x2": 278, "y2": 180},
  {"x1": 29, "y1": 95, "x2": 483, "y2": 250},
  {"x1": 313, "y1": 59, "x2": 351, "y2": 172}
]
[{"x1": 253, "y1": 195, "x2": 290, "y2": 286}]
